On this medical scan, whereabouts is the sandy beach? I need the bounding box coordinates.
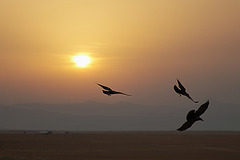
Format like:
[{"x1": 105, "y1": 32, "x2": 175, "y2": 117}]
[{"x1": 0, "y1": 131, "x2": 239, "y2": 160}]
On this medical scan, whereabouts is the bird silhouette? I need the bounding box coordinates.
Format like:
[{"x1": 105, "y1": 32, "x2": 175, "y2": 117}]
[
  {"x1": 177, "y1": 100, "x2": 209, "y2": 131},
  {"x1": 97, "y1": 83, "x2": 132, "y2": 96},
  {"x1": 174, "y1": 79, "x2": 198, "y2": 103}
]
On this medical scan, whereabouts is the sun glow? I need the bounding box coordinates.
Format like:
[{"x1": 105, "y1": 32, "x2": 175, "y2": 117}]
[{"x1": 73, "y1": 55, "x2": 91, "y2": 67}]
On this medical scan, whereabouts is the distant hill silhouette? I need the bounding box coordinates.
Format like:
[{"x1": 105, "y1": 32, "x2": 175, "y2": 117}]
[{"x1": 0, "y1": 101, "x2": 239, "y2": 131}]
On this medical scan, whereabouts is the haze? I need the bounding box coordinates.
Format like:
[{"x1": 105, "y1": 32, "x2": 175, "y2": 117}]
[{"x1": 0, "y1": 0, "x2": 240, "y2": 106}]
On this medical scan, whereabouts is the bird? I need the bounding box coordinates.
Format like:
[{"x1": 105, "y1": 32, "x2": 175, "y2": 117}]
[
  {"x1": 97, "y1": 83, "x2": 132, "y2": 96},
  {"x1": 177, "y1": 100, "x2": 209, "y2": 131},
  {"x1": 174, "y1": 79, "x2": 198, "y2": 103}
]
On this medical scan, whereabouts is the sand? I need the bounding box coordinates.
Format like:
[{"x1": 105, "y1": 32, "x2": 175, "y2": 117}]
[{"x1": 0, "y1": 131, "x2": 239, "y2": 160}]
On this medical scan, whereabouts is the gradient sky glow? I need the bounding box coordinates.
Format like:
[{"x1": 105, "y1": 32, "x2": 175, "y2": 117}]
[{"x1": 0, "y1": 0, "x2": 240, "y2": 105}]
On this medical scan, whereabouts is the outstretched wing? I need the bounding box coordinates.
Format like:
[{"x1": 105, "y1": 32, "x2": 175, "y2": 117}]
[
  {"x1": 174, "y1": 85, "x2": 182, "y2": 94},
  {"x1": 97, "y1": 83, "x2": 112, "y2": 91},
  {"x1": 113, "y1": 91, "x2": 132, "y2": 96},
  {"x1": 177, "y1": 79, "x2": 186, "y2": 91},
  {"x1": 177, "y1": 120, "x2": 195, "y2": 131},
  {"x1": 195, "y1": 100, "x2": 209, "y2": 117},
  {"x1": 186, "y1": 110, "x2": 196, "y2": 121}
]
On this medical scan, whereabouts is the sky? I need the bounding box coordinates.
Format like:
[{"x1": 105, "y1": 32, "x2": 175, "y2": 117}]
[{"x1": 0, "y1": 0, "x2": 240, "y2": 105}]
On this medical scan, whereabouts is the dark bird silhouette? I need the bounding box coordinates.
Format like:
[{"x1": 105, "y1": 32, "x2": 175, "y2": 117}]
[
  {"x1": 97, "y1": 83, "x2": 132, "y2": 96},
  {"x1": 177, "y1": 100, "x2": 209, "y2": 131},
  {"x1": 174, "y1": 79, "x2": 198, "y2": 103}
]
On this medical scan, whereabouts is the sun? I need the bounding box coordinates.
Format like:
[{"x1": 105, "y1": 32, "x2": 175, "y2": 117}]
[{"x1": 73, "y1": 55, "x2": 91, "y2": 67}]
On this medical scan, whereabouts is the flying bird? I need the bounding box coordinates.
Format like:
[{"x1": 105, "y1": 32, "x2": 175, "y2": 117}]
[
  {"x1": 174, "y1": 79, "x2": 198, "y2": 103},
  {"x1": 177, "y1": 100, "x2": 209, "y2": 131},
  {"x1": 97, "y1": 83, "x2": 132, "y2": 96}
]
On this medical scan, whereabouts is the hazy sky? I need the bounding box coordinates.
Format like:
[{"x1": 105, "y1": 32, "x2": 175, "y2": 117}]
[{"x1": 0, "y1": 0, "x2": 240, "y2": 105}]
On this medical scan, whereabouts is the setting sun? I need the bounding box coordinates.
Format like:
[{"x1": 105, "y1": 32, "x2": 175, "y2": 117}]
[{"x1": 73, "y1": 55, "x2": 91, "y2": 67}]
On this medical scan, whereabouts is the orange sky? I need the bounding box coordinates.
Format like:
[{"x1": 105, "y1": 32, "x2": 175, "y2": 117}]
[{"x1": 0, "y1": 0, "x2": 240, "y2": 105}]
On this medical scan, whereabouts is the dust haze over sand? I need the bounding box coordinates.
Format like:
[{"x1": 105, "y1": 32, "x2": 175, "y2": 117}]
[{"x1": 0, "y1": 100, "x2": 240, "y2": 131}]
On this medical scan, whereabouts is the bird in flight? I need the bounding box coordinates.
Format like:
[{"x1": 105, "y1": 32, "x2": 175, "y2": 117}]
[
  {"x1": 174, "y1": 79, "x2": 198, "y2": 103},
  {"x1": 97, "y1": 83, "x2": 132, "y2": 96},
  {"x1": 177, "y1": 100, "x2": 209, "y2": 131}
]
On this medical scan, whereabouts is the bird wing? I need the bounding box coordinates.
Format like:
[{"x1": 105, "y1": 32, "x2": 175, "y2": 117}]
[
  {"x1": 195, "y1": 100, "x2": 209, "y2": 117},
  {"x1": 177, "y1": 79, "x2": 186, "y2": 91},
  {"x1": 113, "y1": 91, "x2": 132, "y2": 96},
  {"x1": 174, "y1": 85, "x2": 182, "y2": 94},
  {"x1": 177, "y1": 120, "x2": 195, "y2": 131},
  {"x1": 97, "y1": 83, "x2": 112, "y2": 91},
  {"x1": 186, "y1": 110, "x2": 196, "y2": 121}
]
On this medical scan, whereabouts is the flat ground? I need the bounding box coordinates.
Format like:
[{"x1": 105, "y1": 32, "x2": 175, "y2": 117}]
[{"x1": 0, "y1": 131, "x2": 239, "y2": 160}]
